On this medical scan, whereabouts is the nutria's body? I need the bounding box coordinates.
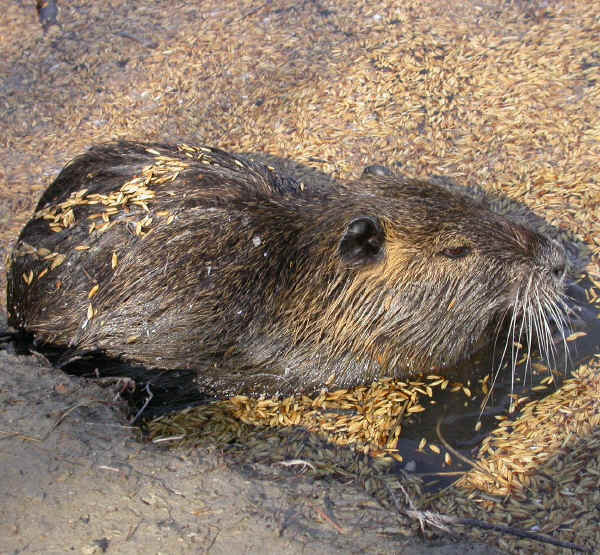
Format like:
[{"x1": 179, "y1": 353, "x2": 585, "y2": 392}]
[{"x1": 7, "y1": 142, "x2": 568, "y2": 396}]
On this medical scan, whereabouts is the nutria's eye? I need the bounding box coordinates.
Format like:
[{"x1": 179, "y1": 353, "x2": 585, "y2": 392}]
[
  {"x1": 340, "y1": 216, "x2": 385, "y2": 266},
  {"x1": 440, "y1": 246, "x2": 471, "y2": 259}
]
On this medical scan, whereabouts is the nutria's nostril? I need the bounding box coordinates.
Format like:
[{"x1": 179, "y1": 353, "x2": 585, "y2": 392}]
[
  {"x1": 546, "y1": 239, "x2": 567, "y2": 284},
  {"x1": 551, "y1": 263, "x2": 566, "y2": 283}
]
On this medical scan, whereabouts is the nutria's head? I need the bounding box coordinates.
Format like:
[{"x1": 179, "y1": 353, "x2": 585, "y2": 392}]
[{"x1": 292, "y1": 173, "x2": 569, "y2": 379}]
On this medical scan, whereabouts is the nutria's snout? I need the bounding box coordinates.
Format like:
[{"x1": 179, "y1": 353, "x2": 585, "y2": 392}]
[
  {"x1": 499, "y1": 228, "x2": 571, "y2": 373},
  {"x1": 506, "y1": 221, "x2": 568, "y2": 288}
]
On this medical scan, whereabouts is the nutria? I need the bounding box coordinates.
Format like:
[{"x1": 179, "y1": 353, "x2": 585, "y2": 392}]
[{"x1": 6, "y1": 141, "x2": 569, "y2": 396}]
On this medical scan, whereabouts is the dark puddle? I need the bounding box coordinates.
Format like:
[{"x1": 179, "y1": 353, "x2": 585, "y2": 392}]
[{"x1": 2, "y1": 280, "x2": 599, "y2": 493}]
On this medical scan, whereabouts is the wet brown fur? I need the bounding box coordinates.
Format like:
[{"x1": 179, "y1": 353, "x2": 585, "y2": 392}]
[{"x1": 6, "y1": 141, "x2": 568, "y2": 396}]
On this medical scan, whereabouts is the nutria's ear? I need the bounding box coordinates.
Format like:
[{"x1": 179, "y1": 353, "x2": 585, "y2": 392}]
[{"x1": 339, "y1": 217, "x2": 385, "y2": 266}]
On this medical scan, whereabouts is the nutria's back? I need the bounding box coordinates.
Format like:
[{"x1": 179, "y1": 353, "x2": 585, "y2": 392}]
[{"x1": 7, "y1": 141, "x2": 569, "y2": 396}]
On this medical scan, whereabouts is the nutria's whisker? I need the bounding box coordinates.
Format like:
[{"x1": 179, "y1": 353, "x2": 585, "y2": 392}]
[
  {"x1": 542, "y1": 294, "x2": 570, "y2": 371},
  {"x1": 537, "y1": 297, "x2": 559, "y2": 370},
  {"x1": 524, "y1": 297, "x2": 534, "y2": 384},
  {"x1": 486, "y1": 288, "x2": 521, "y2": 407}
]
